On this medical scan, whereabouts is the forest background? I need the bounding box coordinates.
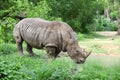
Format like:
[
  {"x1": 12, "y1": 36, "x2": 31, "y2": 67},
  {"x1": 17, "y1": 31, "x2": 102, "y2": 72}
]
[{"x1": 0, "y1": 0, "x2": 120, "y2": 43}]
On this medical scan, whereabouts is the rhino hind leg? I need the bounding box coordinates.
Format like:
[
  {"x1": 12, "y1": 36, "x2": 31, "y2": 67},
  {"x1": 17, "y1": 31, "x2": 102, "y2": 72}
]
[
  {"x1": 46, "y1": 46, "x2": 58, "y2": 59},
  {"x1": 15, "y1": 36, "x2": 24, "y2": 56},
  {"x1": 26, "y1": 43, "x2": 35, "y2": 56}
]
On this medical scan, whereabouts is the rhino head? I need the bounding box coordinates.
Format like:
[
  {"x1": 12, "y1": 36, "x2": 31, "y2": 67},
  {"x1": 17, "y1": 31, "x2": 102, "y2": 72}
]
[{"x1": 67, "y1": 39, "x2": 91, "y2": 64}]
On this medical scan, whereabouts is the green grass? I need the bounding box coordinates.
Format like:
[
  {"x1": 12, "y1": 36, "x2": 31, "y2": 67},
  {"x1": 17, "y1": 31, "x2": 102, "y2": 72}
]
[
  {"x1": 0, "y1": 52, "x2": 120, "y2": 80},
  {"x1": 0, "y1": 33, "x2": 120, "y2": 80},
  {"x1": 79, "y1": 56, "x2": 120, "y2": 80},
  {"x1": 77, "y1": 32, "x2": 107, "y2": 40}
]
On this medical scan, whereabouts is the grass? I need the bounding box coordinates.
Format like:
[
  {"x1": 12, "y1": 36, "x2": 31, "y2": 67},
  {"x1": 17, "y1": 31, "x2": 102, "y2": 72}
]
[
  {"x1": 0, "y1": 51, "x2": 120, "y2": 80},
  {"x1": 77, "y1": 32, "x2": 107, "y2": 40},
  {"x1": 80, "y1": 56, "x2": 120, "y2": 80},
  {"x1": 0, "y1": 32, "x2": 120, "y2": 80}
]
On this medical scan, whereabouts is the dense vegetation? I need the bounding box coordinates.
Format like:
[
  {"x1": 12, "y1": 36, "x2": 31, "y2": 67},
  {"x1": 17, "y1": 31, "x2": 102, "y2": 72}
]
[{"x1": 0, "y1": 0, "x2": 120, "y2": 43}]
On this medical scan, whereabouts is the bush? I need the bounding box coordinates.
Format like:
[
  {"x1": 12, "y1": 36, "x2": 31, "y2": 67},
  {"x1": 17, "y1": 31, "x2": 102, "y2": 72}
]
[
  {"x1": 0, "y1": 0, "x2": 62, "y2": 43},
  {"x1": 0, "y1": 18, "x2": 17, "y2": 43},
  {"x1": 77, "y1": 33, "x2": 85, "y2": 40},
  {"x1": 0, "y1": 43, "x2": 17, "y2": 55},
  {"x1": 47, "y1": 0, "x2": 98, "y2": 32},
  {"x1": 0, "y1": 61, "x2": 23, "y2": 80},
  {"x1": 94, "y1": 16, "x2": 117, "y2": 31},
  {"x1": 110, "y1": 11, "x2": 118, "y2": 20}
]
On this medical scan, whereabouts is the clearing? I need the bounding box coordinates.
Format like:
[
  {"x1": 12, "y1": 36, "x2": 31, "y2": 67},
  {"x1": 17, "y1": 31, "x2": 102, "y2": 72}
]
[{"x1": 79, "y1": 31, "x2": 120, "y2": 66}]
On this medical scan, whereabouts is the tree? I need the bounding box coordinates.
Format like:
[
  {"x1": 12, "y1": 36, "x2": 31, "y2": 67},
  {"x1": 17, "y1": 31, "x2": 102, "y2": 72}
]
[{"x1": 0, "y1": 0, "x2": 113, "y2": 43}]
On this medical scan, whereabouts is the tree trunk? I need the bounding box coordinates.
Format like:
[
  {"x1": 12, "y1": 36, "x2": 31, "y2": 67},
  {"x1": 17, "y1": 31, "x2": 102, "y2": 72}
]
[{"x1": 104, "y1": 6, "x2": 110, "y2": 20}]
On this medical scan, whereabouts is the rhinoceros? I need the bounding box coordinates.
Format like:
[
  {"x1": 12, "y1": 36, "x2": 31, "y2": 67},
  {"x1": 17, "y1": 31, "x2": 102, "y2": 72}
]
[{"x1": 13, "y1": 18, "x2": 91, "y2": 64}]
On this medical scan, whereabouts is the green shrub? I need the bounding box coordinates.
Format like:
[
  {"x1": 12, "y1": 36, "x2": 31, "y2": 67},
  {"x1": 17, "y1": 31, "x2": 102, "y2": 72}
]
[
  {"x1": 77, "y1": 33, "x2": 85, "y2": 40},
  {"x1": 0, "y1": 61, "x2": 23, "y2": 80},
  {"x1": 0, "y1": 43, "x2": 17, "y2": 55},
  {"x1": 0, "y1": 18, "x2": 17, "y2": 43},
  {"x1": 110, "y1": 11, "x2": 118, "y2": 20},
  {"x1": 95, "y1": 16, "x2": 117, "y2": 31}
]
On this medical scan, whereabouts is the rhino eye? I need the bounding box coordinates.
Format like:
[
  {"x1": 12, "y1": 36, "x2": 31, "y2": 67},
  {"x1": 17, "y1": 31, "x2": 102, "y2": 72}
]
[{"x1": 76, "y1": 50, "x2": 79, "y2": 53}]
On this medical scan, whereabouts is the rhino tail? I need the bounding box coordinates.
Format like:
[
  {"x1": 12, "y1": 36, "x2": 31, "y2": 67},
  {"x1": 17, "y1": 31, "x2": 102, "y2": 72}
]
[{"x1": 14, "y1": 16, "x2": 25, "y2": 20}]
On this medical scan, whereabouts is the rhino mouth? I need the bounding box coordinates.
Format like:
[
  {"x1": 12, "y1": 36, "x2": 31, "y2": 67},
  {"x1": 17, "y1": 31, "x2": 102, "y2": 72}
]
[{"x1": 76, "y1": 60, "x2": 85, "y2": 64}]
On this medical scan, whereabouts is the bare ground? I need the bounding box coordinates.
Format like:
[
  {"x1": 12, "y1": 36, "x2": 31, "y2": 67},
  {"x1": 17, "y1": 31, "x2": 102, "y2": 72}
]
[
  {"x1": 94, "y1": 31, "x2": 120, "y2": 56},
  {"x1": 96, "y1": 31, "x2": 117, "y2": 37}
]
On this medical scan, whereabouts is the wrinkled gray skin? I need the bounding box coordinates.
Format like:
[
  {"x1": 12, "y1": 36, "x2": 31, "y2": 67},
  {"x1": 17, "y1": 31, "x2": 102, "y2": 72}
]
[{"x1": 13, "y1": 18, "x2": 91, "y2": 64}]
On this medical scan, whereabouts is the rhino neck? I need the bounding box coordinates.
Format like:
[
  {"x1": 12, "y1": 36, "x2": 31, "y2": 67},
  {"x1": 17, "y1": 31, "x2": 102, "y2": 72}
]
[
  {"x1": 66, "y1": 42, "x2": 79, "y2": 52},
  {"x1": 61, "y1": 41, "x2": 67, "y2": 52}
]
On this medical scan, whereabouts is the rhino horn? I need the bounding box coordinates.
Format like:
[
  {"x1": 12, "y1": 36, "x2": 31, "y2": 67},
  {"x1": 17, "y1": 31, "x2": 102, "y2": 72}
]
[{"x1": 85, "y1": 50, "x2": 92, "y2": 58}]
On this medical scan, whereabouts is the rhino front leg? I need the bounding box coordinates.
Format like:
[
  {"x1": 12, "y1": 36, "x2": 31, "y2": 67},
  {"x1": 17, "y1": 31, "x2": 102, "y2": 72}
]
[
  {"x1": 45, "y1": 46, "x2": 58, "y2": 59},
  {"x1": 26, "y1": 43, "x2": 35, "y2": 56}
]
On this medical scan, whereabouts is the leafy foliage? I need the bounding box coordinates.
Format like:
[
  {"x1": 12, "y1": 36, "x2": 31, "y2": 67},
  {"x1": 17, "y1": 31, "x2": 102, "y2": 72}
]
[
  {"x1": 47, "y1": 0, "x2": 99, "y2": 32},
  {"x1": 0, "y1": 0, "x2": 106, "y2": 43},
  {"x1": 94, "y1": 16, "x2": 117, "y2": 31},
  {"x1": 0, "y1": 0, "x2": 119, "y2": 42},
  {"x1": 0, "y1": 61, "x2": 23, "y2": 80},
  {"x1": 0, "y1": 43, "x2": 17, "y2": 55},
  {"x1": 0, "y1": 18, "x2": 17, "y2": 43}
]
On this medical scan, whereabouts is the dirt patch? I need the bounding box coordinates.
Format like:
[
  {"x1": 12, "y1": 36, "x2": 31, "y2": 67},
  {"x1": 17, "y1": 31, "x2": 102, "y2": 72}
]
[
  {"x1": 96, "y1": 31, "x2": 117, "y2": 37},
  {"x1": 95, "y1": 31, "x2": 120, "y2": 55},
  {"x1": 91, "y1": 53, "x2": 120, "y2": 57},
  {"x1": 100, "y1": 44, "x2": 120, "y2": 54}
]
